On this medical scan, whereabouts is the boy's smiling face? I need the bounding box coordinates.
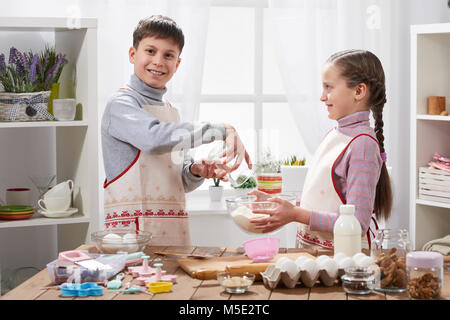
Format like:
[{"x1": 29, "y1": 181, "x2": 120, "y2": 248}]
[{"x1": 129, "y1": 36, "x2": 181, "y2": 89}]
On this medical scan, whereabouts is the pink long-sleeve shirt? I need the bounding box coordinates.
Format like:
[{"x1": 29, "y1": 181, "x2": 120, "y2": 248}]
[{"x1": 308, "y1": 111, "x2": 383, "y2": 234}]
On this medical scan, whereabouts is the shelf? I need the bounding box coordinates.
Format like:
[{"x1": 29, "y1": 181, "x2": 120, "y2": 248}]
[
  {"x1": 0, "y1": 121, "x2": 88, "y2": 128},
  {"x1": 416, "y1": 199, "x2": 450, "y2": 209},
  {"x1": 410, "y1": 23, "x2": 450, "y2": 251},
  {"x1": 416, "y1": 115, "x2": 450, "y2": 121},
  {"x1": 0, "y1": 17, "x2": 97, "y2": 30},
  {"x1": 0, "y1": 212, "x2": 90, "y2": 228}
]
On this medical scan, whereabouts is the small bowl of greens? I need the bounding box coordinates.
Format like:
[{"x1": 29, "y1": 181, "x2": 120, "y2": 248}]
[{"x1": 232, "y1": 175, "x2": 257, "y2": 197}]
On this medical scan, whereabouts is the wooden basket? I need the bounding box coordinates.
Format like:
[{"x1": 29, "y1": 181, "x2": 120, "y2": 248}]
[
  {"x1": 418, "y1": 167, "x2": 450, "y2": 204},
  {"x1": 0, "y1": 91, "x2": 53, "y2": 121}
]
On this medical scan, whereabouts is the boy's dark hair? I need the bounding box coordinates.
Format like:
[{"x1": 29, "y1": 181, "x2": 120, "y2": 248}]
[
  {"x1": 327, "y1": 49, "x2": 393, "y2": 222},
  {"x1": 133, "y1": 15, "x2": 184, "y2": 54}
]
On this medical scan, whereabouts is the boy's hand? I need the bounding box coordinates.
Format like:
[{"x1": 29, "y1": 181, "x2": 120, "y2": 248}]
[
  {"x1": 190, "y1": 159, "x2": 228, "y2": 181},
  {"x1": 223, "y1": 124, "x2": 252, "y2": 172}
]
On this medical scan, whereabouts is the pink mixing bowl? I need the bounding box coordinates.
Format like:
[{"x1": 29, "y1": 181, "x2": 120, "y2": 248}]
[{"x1": 243, "y1": 237, "x2": 280, "y2": 263}]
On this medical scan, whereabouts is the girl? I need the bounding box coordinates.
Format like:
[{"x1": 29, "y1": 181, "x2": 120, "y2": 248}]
[{"x1": 251, "y1": 49, "x2": 392, "y2": 250}]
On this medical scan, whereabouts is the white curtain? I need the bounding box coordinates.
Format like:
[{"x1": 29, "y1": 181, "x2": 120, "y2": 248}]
[{"x1": 267, "y1": 0, "x2": 450, "y2": 230}]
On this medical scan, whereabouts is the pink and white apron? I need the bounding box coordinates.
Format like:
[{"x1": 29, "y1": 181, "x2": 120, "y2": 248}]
[
  {"x1": 103, "y1": 100, "x2": 191, "y2": 246},
  {"x1": 296, "y1": 128, "x2": 379, "y2": 250}
]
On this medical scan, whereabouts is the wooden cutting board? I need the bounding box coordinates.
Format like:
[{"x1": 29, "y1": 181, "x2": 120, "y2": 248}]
[{"x1": 177, "y1": 252, "x2": 316, "y2": 280}]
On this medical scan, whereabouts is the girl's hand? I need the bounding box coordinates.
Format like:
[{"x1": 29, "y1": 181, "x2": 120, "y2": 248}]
[
  {"x1": 250, "y1": 197, "x2": 297, "y2": 233},
  {"x1": 247, "y1": 189, "x2": 271, "y2": 201}
]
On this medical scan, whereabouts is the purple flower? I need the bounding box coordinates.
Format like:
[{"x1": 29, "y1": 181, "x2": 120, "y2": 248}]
[
  {"x1": 8, "y1": 47, "x2": 26, "y2": 77},
  {"x1": 0, "y1": 53, "x2": 5, "y2": 74},
  {"x1": 8, "y1": 47, "x2": 18, "y2": 64},
  {"x1": 29, "y1": 53, "x2": 39, "y2": 83}
]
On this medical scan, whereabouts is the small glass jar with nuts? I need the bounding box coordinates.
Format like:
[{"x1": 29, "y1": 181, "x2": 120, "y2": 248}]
[
  {"x1": 406, "y1": 251, "x2": 443, "y2": 300},
  {"x1": 371, "y1": 229, "x2": 411, "y2": 292}
]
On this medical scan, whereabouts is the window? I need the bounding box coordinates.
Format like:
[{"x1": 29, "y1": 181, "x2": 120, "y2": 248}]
[{"x1": 190, "y1": 1, "x2": 308, "y2": 189}]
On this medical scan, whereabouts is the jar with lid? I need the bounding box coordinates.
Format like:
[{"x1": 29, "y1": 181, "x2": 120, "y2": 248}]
[
  {"x1": 341, "y1": 266, "x2": 375, "y2": 295},
  {"x1": 371, "y1": 229, "x2": 411, "y2": 292},
  {"x1": 406, "y1": 251, "x2": 443, "y2": 300}
]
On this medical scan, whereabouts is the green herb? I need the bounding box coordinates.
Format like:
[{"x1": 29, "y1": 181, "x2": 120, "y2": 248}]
[
  {"x1": 213, "y1": 178, "x2": 221, "y2": 187},
  {"x1": 233, "y1": 176, "x2": 257, "y2": 189},
  {"x1": 283, "y1": 155, "x2": 306, "y2": 166}
]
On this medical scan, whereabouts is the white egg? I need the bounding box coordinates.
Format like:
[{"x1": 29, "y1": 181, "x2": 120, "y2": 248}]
[
  {"x1": 338, "y1": 257, "x2": 356, "y2": 269},
  {"x1": 102, "y1": 233, "x2": 123, "y2": 251},
  {"x1": 299, "y1": 259, "x2": 319, "y2": 278},
  {"x1": 122, "y1": 233, "x2": 139, "y2": 252},
  {"x1": 122, "y1": 233, "x2": 137, "y2": 242},
  {"x1": 315, "y1": 255, "x2": 331, "y2": 265},
  {"x1": 276, "y1": 257, "x2": 291, "y2": 269},
  {"x1": 352, "y1": 252, "x2": 367, "y2": 264},
  {"x1": 295, "y1": 256, "x2": 309, "y2": 268},
  {"x1": 281, "y1": 259, "x2": 298, "y2": 279},
  {"x1": 333, "y1": 252, "x2": 347, "y2": 263},
  {"x1": 356, "y1": 256, "x2": 374, "y2": 268},
  {"x1": 103, "y1": 233, "x2": 123, "y2": 243},
  {"x1": 320, "y1": 259, "x2": 338, "y2": 278}
]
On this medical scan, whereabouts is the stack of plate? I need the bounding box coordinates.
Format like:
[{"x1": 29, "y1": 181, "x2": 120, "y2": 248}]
[{"x1": 0, "y1": 205, "x2": 34, "y2": 220}]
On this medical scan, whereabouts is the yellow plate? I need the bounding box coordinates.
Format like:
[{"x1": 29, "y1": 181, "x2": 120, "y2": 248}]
[
  {"x1": 0, "y1": 209, "x2": 34, "y2": 215},
  {"x1": 147, "y1": 282, "x2": 172, "y2": 294}
]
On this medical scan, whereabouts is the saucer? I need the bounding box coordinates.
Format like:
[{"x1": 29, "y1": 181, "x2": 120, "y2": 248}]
[{"x1": 38, "y1": 207, "x2": 78, "y2": 218}]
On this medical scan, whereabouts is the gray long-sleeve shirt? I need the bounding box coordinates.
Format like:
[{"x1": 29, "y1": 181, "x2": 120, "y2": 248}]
[{"x1": 101, "y1": 74, "x2": 226, "y2": 192}]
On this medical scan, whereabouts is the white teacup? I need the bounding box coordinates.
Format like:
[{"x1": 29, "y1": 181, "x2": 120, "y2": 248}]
[
  {"x1": 44, "y1": 180, "x2": 73, "y2": 199},
  {"x1": 38, "y1": 196, "x2": 71, "y2": 212},
  {"x1": 5, "y1": 188, "x2": 32, "y2": 206}
]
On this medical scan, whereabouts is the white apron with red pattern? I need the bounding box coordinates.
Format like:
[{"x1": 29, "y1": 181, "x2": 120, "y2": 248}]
[
  {"x1": 103, "y1": 102, "x2": 191, "y2": 246},
  {"x1": 296, "y1": 128, "x2": 377, "y2": 250}
]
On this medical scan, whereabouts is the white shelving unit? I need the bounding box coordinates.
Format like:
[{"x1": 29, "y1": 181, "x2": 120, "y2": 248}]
[
  {"x1": 409, "y1": 23, "x2": 450, "y2": 250},
  {"x1": 0, "y1": 17, "x2": 99, "y2": 252}
]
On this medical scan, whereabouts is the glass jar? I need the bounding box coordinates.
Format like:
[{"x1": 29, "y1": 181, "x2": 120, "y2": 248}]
[
  {"x1": 371, "y1": 229, "x2": 411, "y2": 292},
  {"x1": 406, "y1": 251, "x2": 443, "y2": 300},
  {"x1": 341, "y1": 266, "x2": 375, "y2": 295}
]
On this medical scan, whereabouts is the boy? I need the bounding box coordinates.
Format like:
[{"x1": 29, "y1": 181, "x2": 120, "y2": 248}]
[{"x1": 101, "y1": 15, "x2": 251, "y2": 246}]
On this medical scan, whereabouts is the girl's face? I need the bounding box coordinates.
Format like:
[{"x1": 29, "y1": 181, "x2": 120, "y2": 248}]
[
  {"x1": 129, "y1": 36, "x2": 181, "y2": 89},
  {"x1": 320, "y1": 62, "x2": 368, "y2": 120}
]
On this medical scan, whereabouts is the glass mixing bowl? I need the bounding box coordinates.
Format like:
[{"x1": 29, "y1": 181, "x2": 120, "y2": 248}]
[
  {"x1": 91, "y1": 229, "x2": 152, "y2": 254},
  {"x1": 225, "y1": 194, "x2": 296, "y2": 234}
]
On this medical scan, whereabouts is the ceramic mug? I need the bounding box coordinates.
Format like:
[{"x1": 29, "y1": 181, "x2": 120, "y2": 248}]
[
  {"x1": 53, "y1": 98, "x2": 76, "y2": 121},
  {"x1": 38, "y1": 196, "x2": 71, "y2": 212},
  {"x1": 5, "y1": 188, "x2": 32, "y2": 206},
  {"x1": 44, "y1": 180, "x2": 73, "y2": 199}
]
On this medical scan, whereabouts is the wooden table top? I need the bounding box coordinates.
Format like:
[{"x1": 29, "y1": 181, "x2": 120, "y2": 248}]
[{"x1": 1, "y1": 245, "x2": 449, "y2": 301}]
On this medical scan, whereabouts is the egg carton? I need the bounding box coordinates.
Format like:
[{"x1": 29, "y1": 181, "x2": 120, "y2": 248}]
[{"x1": 261, "y1": 252, "x2": 375, "y2": 289}]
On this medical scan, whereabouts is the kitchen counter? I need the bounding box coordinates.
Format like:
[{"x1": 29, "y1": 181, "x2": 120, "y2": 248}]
[{"x1": 1, "y1": 244, "x2": 449, "y2": 301}]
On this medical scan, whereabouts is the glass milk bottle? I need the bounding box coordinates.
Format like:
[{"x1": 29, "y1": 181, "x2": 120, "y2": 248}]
[{"x1": 333, "y1": 204, "x2": 361, "y2": 257}]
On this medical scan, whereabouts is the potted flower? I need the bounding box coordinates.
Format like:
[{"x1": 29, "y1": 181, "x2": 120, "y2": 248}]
[
  {"x1": 281, "y1": 155, "x2": 308, "y2": 195},
  {"x1": 209, "y1": 178, "x2": 223, "y2": 201},
  {"x1": 232, "y1": 175, "x2": 257, "y2": 197},
  {"x1": 0, "y1": 45, "x2": 68, "y2": 121},
  {"x1": 254, "y1": 149, "x2": 283, "y2": 194}
]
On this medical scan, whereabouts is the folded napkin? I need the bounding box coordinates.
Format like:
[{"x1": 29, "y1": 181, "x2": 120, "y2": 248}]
[{"x1": 422, "y1": 234, "x2": 450, "y2": 255}]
